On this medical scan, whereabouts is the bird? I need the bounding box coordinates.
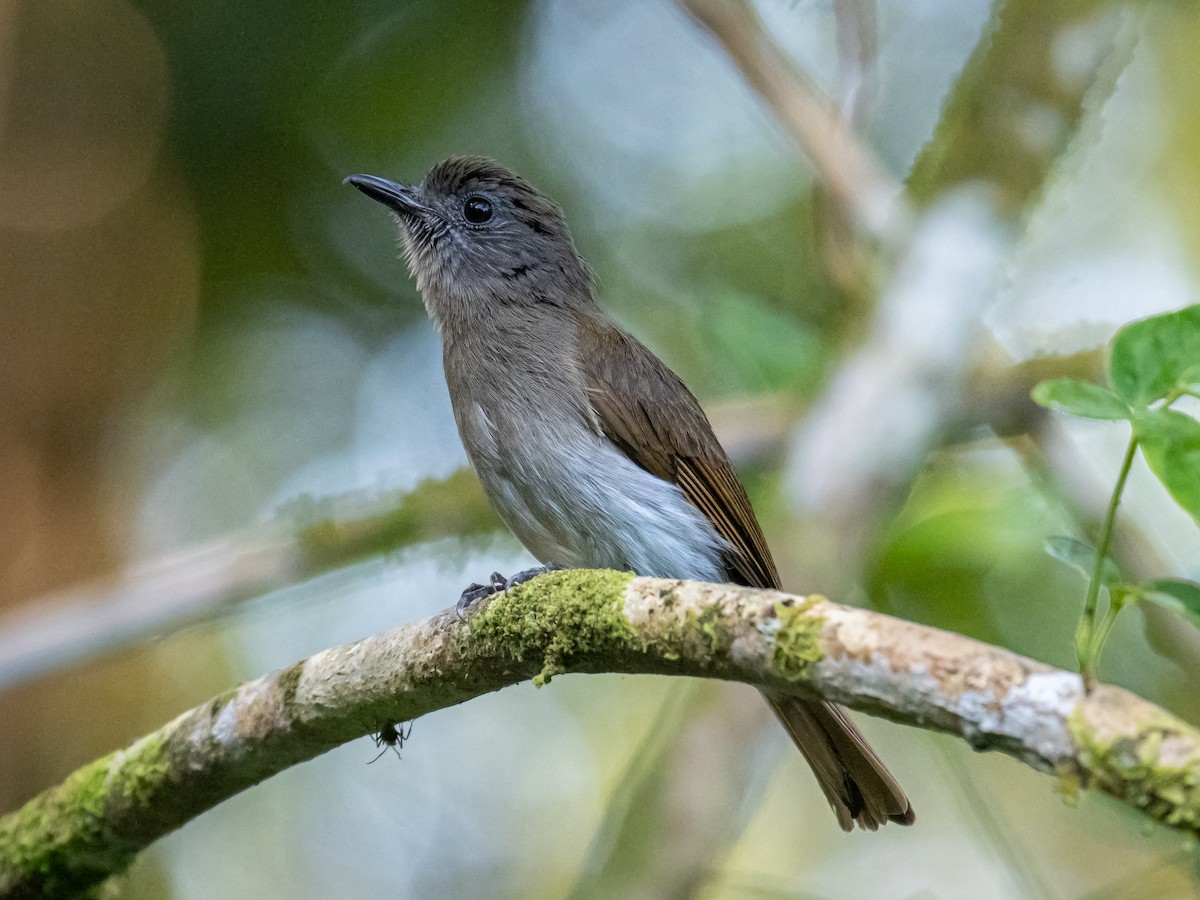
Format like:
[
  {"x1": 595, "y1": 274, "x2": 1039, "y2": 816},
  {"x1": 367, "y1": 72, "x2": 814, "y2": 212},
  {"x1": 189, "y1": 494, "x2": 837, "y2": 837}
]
[{"x1": 345, "y1": 156, "x2": 913, "y2": 831}]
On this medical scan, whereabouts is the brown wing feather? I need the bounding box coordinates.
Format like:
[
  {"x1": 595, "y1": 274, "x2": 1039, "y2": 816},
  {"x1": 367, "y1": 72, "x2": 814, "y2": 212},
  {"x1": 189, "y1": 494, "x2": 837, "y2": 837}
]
[
  {"x1": 576, "y1": 316, "x2": 779, "y2": 590},
  {"x1": 676, "y1": 457, "x2": 779, "y2": 589},
  {"x1": 574, "y1": 313, "x2": 913, "y2": 831}
]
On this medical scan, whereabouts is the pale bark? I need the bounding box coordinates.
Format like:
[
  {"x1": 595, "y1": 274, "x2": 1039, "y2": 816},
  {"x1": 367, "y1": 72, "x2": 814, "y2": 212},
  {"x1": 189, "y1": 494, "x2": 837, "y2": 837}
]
[{"x1": 1, "y1": 570, "x2": 1197, "y2": 898}]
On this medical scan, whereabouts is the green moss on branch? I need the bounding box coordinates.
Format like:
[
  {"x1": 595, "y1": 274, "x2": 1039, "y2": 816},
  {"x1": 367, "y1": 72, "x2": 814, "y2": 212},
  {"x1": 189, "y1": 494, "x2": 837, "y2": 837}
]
[
  {"x1": 0, "y1": 732, "x2": 174, "y2": 898},
  {"x1": 1069, "y1": 706, "x2": 1200, "y2": 830},
  {"x1": 465, "y1": 569, "x2": 636, "y2": 685},
  {"x1": 770, "y1": 597, "x2": 825, "y2": 681}
]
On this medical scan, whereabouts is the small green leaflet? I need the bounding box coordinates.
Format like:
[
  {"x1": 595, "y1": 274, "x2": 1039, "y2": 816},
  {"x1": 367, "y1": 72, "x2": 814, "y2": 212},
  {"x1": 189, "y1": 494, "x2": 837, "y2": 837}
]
[
  {"x1": 1141, "y1": 578, "x2": 1200, "y2": 630},
  {"x1": 1031, "y1": 378, "x2": 1130, "y2": 420},
  {"x1": 1133, "y1": 408, "x2": 1200, "y2": 522},
  {"x1": 1044, "y1": 536, "x2": 1121, "y2": 585},
  {"x1": 1109, "y1": 304, "x2": 1200, "y2": 407}
]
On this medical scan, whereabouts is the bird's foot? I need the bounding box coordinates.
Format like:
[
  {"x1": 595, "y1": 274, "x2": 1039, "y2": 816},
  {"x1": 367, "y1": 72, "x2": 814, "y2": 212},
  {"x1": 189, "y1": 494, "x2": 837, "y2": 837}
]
[
  {"x1": 455, "y1": 563, "x2": 566, "y2": 619},
  {"x1": 457, "y1": 571, "x2": 507, "y2": 618},
  {"x1": 503, "y1": 562, "x2": 565, "y2": 591}
]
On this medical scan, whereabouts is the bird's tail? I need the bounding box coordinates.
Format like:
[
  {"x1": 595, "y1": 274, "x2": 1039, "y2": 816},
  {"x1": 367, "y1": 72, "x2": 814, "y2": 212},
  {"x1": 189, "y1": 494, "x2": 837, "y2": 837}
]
[{"x1": 763, "y1": 691, "x2": 914, "y2": 831}]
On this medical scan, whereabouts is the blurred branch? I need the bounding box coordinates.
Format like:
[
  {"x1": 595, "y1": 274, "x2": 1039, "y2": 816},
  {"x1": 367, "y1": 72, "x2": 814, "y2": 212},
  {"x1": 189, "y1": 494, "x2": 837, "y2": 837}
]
[
  {"x1": 0, "y1": 393, "x2": 779, "y2": 691},
  {"x1": 3, "y1": 571, "x2": 1199, "y2": 897},
  {"x1": 0, "y1": 469, "x2": 498, "y2": 690},
  {"x1": 832, "y1": 0, "x2": 877, "y2": 125},
  {"x1": 822, "y1": 0, "x2": 881, "y2": 300},
  {"x1": 681, "y1": 0, "x2": 906, "y2": 241},
  {"x1": 0, "y1": 531, "x2": 299, "y2": 690},
  {"x1": 786, "y1": 191, "x2": 1009, "y2": 583},
  {"x1": 680, "y1": 1, "x2": 1137, "y2": 582},
  {"x1": 566, "y1": 682, "x2": 773, "y2": 900},
  {"x1": 906, "y1": 0, "x2": 1129, "y2": 212},
  {"x1": 784, "y1": 0, "x2": 1137, "y2": 586}
]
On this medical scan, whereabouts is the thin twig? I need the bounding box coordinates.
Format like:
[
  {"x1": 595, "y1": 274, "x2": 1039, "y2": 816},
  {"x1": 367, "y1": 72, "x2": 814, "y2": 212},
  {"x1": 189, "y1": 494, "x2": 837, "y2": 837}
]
[
  {"x1": 0, "y1": 469, "x2": 497, "y2": 690},
  {"x1": 680, "y1": 0, "x2": 906, "y2": 240}
]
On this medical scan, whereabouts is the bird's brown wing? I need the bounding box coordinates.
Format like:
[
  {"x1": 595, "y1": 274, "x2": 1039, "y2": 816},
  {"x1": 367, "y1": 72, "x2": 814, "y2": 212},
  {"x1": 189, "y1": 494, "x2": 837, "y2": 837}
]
[
  {"x1": 575, "y1": 315, "x2": 780, "y2": 590},
  {"x1": 575, "y1": 315, "x2": 914, "y2": 831}
]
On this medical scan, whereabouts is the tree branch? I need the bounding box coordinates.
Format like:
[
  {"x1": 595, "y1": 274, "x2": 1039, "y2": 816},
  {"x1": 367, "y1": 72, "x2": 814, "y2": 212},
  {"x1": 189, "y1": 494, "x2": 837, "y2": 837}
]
[
  {"x1": 680, "y1": 0, "x2": 905, "y2": 241},
  {"x1": 2, "y1": 570, "x2": 1198, "y2": 897},
  {"x1": 0, "y1": 469, "x2": 498, "y2": 691}
]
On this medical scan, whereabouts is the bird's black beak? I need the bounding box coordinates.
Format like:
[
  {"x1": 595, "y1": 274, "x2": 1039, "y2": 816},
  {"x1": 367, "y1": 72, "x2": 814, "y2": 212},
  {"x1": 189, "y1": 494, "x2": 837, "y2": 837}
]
[{"x1": 343, "y1": 174, "x2": 425, "y2": 216}]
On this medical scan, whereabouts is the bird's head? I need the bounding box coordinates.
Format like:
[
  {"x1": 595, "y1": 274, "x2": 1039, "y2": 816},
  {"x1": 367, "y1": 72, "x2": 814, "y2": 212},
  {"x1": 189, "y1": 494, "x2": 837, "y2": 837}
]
[{"x1": 345, "y1": 156, "x2": 593, "y2": 328}]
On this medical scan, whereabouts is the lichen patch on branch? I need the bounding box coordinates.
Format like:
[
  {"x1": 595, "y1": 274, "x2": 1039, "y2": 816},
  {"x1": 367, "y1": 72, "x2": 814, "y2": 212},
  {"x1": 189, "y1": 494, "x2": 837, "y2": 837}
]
[
  {"x1": 767, "y1": 597, "x2": 825, "y2": 681},
  {"x1": 1070, "y1": 686, "x2": 1200, "y2": 830}
]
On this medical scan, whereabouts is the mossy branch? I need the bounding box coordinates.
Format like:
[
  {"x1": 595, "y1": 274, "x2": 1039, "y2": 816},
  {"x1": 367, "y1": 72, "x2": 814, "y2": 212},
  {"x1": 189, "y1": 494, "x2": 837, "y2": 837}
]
[{"x1": 3, "y1": 570, "x2": 1200, "y2": 898}]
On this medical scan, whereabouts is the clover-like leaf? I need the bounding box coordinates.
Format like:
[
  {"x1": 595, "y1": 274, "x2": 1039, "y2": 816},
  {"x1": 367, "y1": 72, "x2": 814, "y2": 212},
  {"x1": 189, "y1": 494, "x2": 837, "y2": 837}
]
[
  {"x1": 1141, "y1": 578, "x2": 1200, "y2": 630},
  {"x1": 1180, "y1": 363, "x2": 1200, "y2": 395},
  {"x1": 1031, "y1": 378, "x2": 1130, "y2": 420},
  {"x1": 1109, "y1": 304, "x2": 1200, "y2": 407},
  {"x1": 1133, "y1": 408, "x2": 1200, "y2": 522},
  {"x1": 1044, "y1": 536, "x2": 1121, "y2": 585}
]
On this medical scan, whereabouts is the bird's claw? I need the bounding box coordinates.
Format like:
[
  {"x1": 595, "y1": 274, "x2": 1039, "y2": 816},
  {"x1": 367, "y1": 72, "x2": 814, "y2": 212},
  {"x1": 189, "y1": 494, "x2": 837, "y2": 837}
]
[
  {"x1": 456, "y1": 563, "x2": 565, "y2": 620},
  {"x1": 503, "y1": 562, "x2": 565, "y2": 591},
  {"x1": 456, "y1": 571, "x2": 506, "y2": 619}
]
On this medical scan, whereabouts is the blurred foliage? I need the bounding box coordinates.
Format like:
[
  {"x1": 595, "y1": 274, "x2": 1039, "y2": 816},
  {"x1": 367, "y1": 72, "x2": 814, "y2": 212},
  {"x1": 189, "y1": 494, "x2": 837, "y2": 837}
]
[
  {"x1": 870, "y1": 450, "x2": 1081, "y2": 662},
  {"x1": 290, "y1": 468, "x2": 500, "y2": 572},
  {"x1": 907, "y1": 0, "x2": 1129, "y2": 211},
  {"x1": 1152, "y1": 3, "x2": 1200, "y2": 268}
]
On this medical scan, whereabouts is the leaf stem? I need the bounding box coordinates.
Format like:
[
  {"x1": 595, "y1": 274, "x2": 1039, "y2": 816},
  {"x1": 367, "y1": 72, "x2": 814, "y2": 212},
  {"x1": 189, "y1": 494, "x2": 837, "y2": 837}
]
[
  {"x1": 1089, "y1": 594, "x2": 1122, "y2": 664},
  {"x1": 1077, "y1": 433, "x2": 1138, "y2": 679}
]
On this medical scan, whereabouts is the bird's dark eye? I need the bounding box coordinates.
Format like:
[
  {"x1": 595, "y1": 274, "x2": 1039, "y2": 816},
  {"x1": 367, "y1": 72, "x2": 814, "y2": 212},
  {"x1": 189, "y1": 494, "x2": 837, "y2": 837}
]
[{"x1": 463, "y1": 196, "x2": 493, "y2": 224}]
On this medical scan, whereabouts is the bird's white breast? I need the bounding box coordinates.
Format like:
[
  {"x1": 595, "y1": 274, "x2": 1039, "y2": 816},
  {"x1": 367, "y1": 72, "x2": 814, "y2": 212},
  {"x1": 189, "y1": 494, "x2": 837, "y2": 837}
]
[{"x1": 463, "y1": 401, "x2": 728, "y2": 582}]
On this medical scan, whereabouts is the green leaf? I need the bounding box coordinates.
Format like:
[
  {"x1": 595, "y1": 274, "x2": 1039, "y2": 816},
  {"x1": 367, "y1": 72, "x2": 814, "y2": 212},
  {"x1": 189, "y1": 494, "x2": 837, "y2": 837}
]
[
  {"x1": 1031, "y1": 378, "x2": 1130, "y2": 420},
  {"x1": 1044, "y1": 536, "x2": 1121, "y2": 585},
  {"x1": 1141, "y1": 578, "x2": 1200, "y2": 630},
  {"x1": 1109, "y1": 305, "x2": 1200, "y2": 407},
  {"x1": 1133, "y1": 408, "x2": 1200, "y2": 521},
  {"x1": 1181, "y1": 363, "x2": 1200, "y2": 388}
]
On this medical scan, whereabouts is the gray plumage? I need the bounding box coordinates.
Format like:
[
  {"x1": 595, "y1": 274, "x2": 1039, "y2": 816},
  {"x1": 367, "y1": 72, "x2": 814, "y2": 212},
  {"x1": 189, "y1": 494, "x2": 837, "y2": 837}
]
[{"x1": 346, "y1": 156, "x2": 913, "y2": 831}]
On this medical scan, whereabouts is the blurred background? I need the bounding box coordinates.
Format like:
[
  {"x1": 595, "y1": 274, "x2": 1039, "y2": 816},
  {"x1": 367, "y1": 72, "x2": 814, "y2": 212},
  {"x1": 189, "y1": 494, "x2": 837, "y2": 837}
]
[{"x1": 2, "y1": 0, "x2": 1200, "y2": 896}]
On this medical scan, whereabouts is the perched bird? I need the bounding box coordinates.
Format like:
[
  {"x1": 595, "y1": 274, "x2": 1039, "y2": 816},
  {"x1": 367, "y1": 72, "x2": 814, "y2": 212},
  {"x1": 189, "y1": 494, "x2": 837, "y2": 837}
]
[{"x1": 345, "y1": 157, "x2": 913, "y2": 830}]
